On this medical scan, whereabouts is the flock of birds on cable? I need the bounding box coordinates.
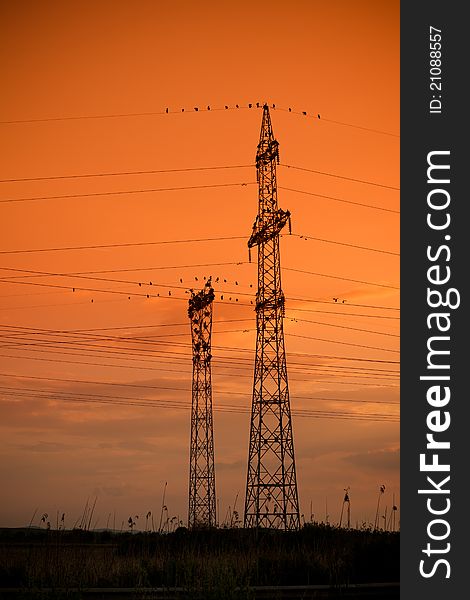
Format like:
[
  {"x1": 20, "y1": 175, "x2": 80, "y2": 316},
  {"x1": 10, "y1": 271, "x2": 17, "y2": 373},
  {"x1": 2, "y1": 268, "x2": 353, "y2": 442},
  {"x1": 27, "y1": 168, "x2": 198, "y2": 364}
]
[
  {"x1": 70, "y1": 271, "x2": 347, "y2": 307},
  {"x1": 159, "y1": 101, "x2": 321, "y2": 119}
]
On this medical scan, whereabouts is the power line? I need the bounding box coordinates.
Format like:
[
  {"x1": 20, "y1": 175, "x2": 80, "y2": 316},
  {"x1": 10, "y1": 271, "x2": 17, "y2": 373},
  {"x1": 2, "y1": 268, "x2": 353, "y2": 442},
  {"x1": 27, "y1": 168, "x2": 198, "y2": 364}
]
[
  {"x1": 288, "y1": 301, "x2": 399, "y2": 313},
  {"x1": 64, "y1": 305, "x2": 398, "y2": 322},
  {"x1": 0, "y1": 164, "x2": 253, "y2": 184},
  {"x1": 290, "y1": 317, "x2": 399, "y2": 338},
  {"x1": 0, "y1": 104, "x2": 253, "y2": 125},
  {"x1": 0, "y1": 324, "x2": 401, "y2": 363},
  {"x1": 283, "y1": 267, "x2": 399, "y2": 290},
  {"x1": 0, "y1": 265, "x2": 399, "y2": 293},
  {"x1": 0, "y1": 311, "x2": 398, "y2": 339},
  {"x1": 0, "y1": 334, "x2": 400, "y2": 381},
  {"x1": 86, "y1": 305, "x2": 396, "y2": 324},
  {"x1": 280, "y1": 186, "x2": 399, "y2": 214},
  {"x1": 0, "y1": 162, "x2": 396, "y2": 191},
  {"x1": 0, "y1": 384, "x2": 399, "y2": 414},
  {"x1": 0, "y1": 327, "x2": 399, "y2": 353},
  {"x1": 0, "y1": 277, "x2": 178, "y2": 299},
  {"x1": 290, "y1": 234, "x2": 399, "y2": 257},
  {"x1": 285, "y1": 333, "x2": 398, "y2": 354},
  {"x1": 280, "y1": 164, "x2": 399, "y2": 191},
  {"x1": 0, "y1": 233, "x2": 399, "y2": 258},
  {"x1": 0, "y1": 344, "x2": 399, "y2": 375},
  {"x1": 5, "y1": 313, "x2": 396, "y2": 337},
  {"x1": 0, "y1": 320, "x2": 250, "y2": 333},
  {"x1": 0, "y1": 261, "x2": 250, "y2": 281},
  {"x1": 0, "y1": 296, "x2": 129, "y2": 312},
  {"x1": 0, "y1": 344, "x2": 400, "y2": 370},
  {"x1": 0, "y1": 372, "x2": 400, "y2": 405},
  {"x1": 0, "y1": 182, "x2": 255, "y2": 204},
  {"x1": 0, "y1": 391, "x2": 399, "y2": 423},
  {"x1": 0, "y1": 352, "x2": 399, "y2": 388},
  {"x1": 0, "y1": 236, "x2": 247, "y2": 255},
  {"x1": 274, "y1": 106, "x2": 399, "y2": 138},
  {"x1": 0, "y1": 326, "x2": 256, "y2": 345},
  {"x1": 0, "y1": 272, "x2": 400, "y2": 319},
  {"x1": 0, "y1": 254, "x2": 398, "y2": 288},
  {"x1": 318, "y1": 117, "x2": 399, "y2": 139},
  {"x1": 0, "y1": 291, "x2": 400, "y2": 314},
  {"x1": 0, "y1": 277, "x2": 400, "y2": 313},
  {"x1": 0, "y1": 387, "x2": 400, "y2": 422},
  {"x1": 0, "y1": 277, "x2": 401, "y2": 313},
  {"x1": 1, "y1": 327, "x2": 399, "y2": 377},
  {"x1": 0, "y1": 102, "x2": 399, "y2": 139},
  {"x1": 0, "y1": 183, "x2": 399, "y2": 216},
  {"x1": 0, "y1": 350, "x2": 398, "y2": 389}
]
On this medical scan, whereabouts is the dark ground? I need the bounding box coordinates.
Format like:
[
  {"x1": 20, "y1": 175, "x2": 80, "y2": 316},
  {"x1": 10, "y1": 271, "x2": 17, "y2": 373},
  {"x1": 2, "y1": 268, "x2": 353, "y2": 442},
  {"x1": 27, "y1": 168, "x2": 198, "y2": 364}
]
[{"x1": 0, "y1": 525, "x2": 399, "y2": 598}]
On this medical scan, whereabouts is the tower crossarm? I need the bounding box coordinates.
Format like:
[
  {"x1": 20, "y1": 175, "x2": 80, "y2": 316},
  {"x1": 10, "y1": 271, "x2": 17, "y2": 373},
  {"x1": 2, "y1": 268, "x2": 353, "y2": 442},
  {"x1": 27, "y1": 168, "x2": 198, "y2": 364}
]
[
  {"x1": 248, "y1": 208, "x2": 291, "y2": 248},
  {"x1": 188, "y1": 280, "x2": 215, "y2": 319},
  {"x1": 256, "y1": 139, "x2": 279, "y2": 168}
]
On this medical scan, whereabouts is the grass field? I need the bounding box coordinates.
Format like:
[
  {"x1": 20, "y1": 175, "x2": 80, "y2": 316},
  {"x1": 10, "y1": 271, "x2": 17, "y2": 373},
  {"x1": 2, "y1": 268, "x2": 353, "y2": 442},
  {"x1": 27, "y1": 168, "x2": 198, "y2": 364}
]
[{"x1": 0, "y1": 525, "x2": 399, "y2": 597}]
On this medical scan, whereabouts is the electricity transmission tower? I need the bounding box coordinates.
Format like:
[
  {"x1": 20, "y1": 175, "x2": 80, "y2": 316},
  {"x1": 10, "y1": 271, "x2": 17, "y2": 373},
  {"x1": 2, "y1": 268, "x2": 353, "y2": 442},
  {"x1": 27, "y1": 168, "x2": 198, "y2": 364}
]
[
  {"x1": 188, "y1": 279, "x2": 216, "y2": 528},
  {"x1": 244, "y1": 104, "x2": 300, "y2": 530}
]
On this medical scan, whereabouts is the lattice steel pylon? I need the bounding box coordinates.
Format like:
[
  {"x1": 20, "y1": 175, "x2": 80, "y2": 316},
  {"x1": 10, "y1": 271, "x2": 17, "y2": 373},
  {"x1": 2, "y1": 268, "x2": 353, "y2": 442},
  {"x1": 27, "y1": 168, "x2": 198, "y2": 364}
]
[
  {"x1": 188, "y1": 279, "x2": 216, "y2": 528},
  {"x1": 244, "y1": 104, "x2": 300, "y2": 530}
]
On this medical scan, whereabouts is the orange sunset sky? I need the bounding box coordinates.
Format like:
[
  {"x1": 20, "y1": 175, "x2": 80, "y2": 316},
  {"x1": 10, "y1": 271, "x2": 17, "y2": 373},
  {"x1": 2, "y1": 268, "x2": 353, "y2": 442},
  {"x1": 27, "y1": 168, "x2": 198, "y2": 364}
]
[{"x1": 0, "y1": 0, "x2": 399, "y2": 529}]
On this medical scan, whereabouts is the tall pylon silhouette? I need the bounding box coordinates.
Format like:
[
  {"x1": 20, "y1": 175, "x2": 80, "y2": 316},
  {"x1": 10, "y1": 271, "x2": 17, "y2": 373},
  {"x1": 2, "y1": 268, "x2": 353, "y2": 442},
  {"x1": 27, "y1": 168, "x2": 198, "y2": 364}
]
[
  {"x1": 244, "y1": 104, "x2": 300, "y2": 530},
  {"x1": 188, "y1": 279, "x2": 216, "y2": 528}
]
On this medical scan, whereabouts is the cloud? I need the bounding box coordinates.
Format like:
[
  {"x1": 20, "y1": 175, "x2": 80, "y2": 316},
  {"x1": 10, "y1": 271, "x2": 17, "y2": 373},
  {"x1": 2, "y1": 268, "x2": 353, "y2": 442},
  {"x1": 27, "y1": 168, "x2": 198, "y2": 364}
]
[
  {"x1": 333, "y1": 285, "x2": 399, "y2": 304},
  {"x1": 17, "y1": 441, "x2": 70, "y2": 453},
  {"x1": 342, "y1": 447, "x2": 400, "y2": 472},
  {"x1": 216, "y1": 459, "x2": 244, "y2": 471},
  {"x1": 100, "y1": 485, "x2": 132, "y2": 498}
]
